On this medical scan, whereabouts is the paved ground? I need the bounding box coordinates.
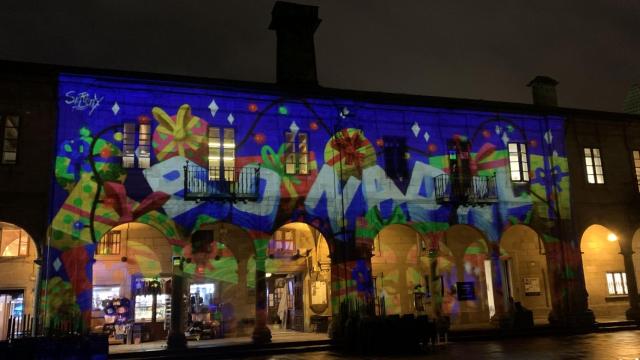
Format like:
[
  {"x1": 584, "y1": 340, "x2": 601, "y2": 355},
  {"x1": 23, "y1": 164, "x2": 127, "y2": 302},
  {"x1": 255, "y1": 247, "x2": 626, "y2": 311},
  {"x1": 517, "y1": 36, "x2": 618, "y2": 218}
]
[
  {"x1": 219, "y1": 330, "x2": 640, "y2": 360},
  {"x1": 109, "y1": 328, "x2": 329, "y2": 354}
]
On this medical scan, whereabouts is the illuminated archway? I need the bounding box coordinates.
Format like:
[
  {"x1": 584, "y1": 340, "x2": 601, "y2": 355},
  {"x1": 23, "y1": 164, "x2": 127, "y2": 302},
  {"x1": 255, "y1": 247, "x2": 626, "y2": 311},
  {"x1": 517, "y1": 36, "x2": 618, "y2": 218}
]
[
  {"x1": 500, "y1": 225, "x2": 550, "y2": 322},
  {"x1": 264, "y1": 222, "x2": 331, "y2": 333},
  {"x1": 0, "y1": 222, "x2": 39, "y2": 341},
  {"x1": 189, "y1": 222, "x2": 256, "y2": 338},
  {"x1": 372, "y1": 224, "x2": 428, "y2": 316},
  {"x1": 581, "y1": 224, "x2": 626, "y2": 321},
  {"x1": 92, "y1": 222, "x2": 174, "y2": 341},
  {"x1": 443, "y1": 224, "x2": 493, "y2": 326}
]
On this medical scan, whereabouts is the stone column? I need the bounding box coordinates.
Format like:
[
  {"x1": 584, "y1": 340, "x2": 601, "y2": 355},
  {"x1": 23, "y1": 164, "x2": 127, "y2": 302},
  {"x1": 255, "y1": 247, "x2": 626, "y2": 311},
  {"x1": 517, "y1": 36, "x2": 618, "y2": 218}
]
[
  {"x1": 252, "y1": 254, "x2": 271, "y2": 343},
  {"x1": 621, "y1": 246, "x2": 640, "y2": 320},
  {"x1": 167, "y1": 259, "x2": 186, "y2": 349}
]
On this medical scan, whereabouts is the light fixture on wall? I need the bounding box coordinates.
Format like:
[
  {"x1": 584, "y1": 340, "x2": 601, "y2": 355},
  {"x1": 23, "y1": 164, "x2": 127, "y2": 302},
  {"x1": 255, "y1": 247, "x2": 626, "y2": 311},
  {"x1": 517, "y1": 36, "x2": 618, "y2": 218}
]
[{"x1": 607, "y1": 233, "x2": 618, "y2": 242}]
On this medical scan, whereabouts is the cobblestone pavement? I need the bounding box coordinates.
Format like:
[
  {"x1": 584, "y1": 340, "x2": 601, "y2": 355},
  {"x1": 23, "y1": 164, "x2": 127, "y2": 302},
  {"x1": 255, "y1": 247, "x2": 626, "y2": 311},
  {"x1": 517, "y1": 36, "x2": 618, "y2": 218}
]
[{"x1": 232, "y1": 330, "x2": 640, "y2": 360}]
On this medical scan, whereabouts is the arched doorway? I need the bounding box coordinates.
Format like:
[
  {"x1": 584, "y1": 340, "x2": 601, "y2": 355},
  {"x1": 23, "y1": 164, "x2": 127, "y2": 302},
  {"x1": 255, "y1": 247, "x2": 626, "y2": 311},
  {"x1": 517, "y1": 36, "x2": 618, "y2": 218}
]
[
  {"x1": 371, "y1": 224, "x2": 429, "y2": 316},
  {"x1": 443, "y1": 224, "x2": 494, "y2": 327},
  {"x1": 265, "y1": 222, "x2": 331, "y2": 333},
  {"x1": 500, "y1": 225, "x2": 551, "y2": 323},
  {"x1": 92, "y1": 222, "x2": 173, "y2": 343},
  {"x1": 187, "y1": 222, "x2": 256, "y2": 338},
  {"x1": 0, "y1": 222, "x2": 39, "y2": 340},
  {"x1": 581, "y1": 224, "x2": 627, "y2": 321}
]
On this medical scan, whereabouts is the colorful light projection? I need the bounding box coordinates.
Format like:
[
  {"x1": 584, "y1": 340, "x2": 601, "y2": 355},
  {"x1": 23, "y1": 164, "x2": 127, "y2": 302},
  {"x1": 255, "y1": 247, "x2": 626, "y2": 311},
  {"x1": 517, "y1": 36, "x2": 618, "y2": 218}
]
[{"x1": 45, "y1": 74, "x2": 574, "y2": 328}]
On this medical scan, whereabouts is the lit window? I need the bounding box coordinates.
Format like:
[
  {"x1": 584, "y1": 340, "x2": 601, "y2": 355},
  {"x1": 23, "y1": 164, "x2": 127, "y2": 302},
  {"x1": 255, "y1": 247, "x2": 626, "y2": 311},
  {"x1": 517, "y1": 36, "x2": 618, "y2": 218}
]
[
  {"x1": 0, "y1": 227, "x2": 29, "y2": 257},
  {"x1": 633, "y1": 151, "x2": 640, "y2": 192},
  {"x1": 92, "y1": 286, "x2": 120, "y2": 311},
  {"x1": 606, "y1": 272, "x2": 628, "y2": 296},
  {"x1": 138, "y1": 123, "x2": 151, "y2": 169},
  {"x1": 97, "y1": 231, "x2": 121, "y2": 255},
  {"x1": 285, "y1": 132, "x2": 309, "y2": 175},
  {"x1": 122, "y1": 123, "x2": 136, "y2": 168},
  {"x1": 2, "y1": 115, "x2": 19, "y2": 164},
  {"x1": 508, "y1": 143, "x2": 529, "y2": 182},
  {"x1": 208, "y1": 127, "x2": 235, "y2": 181},
  {"x1": 383, "y1": 136, "x2": 408, "y2": 180},
  {"x1": 122, "y1": 123, "x2": 151, "y2": 169},
  {"x1": 270, "y1": 229, "x2": 295, "y2": 257},
  {"x1": 584, "y1": 147, "x2": 604, "y2": 184}
]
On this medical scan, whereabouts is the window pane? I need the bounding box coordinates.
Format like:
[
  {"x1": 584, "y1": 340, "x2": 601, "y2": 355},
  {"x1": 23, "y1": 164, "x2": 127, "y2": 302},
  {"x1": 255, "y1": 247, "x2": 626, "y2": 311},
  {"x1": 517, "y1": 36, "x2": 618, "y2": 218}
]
[
  {"x1": 593, "y1": 148, "x2": 600, "y2": 156},
  {"x1": 622, "y1": 273, "x2": 629, "y2": 294},
  {"x1": 606, "y1": 273, "x2": 615, "y2": 295},
  {"x1": 511, "y1": 171, "x2": 521, "y2": 181},
  {"x1": 584, "y1": 148, "x2": 592, "y2": 156},
  {"x1": 634, "y1": 151, "x2": 640, "y2": 160},
  {"x1": 596, "y1": 175, "x2": 604, "y2": 184},
  {"x1": 523, "y1": 171, "x2": 529, "y2": 181},
  {"x1": 508, "y1": 143, "x2": 518, "y2": 152},
  {"x1": 587, "y1": 174, "x2": 595, "y2": 184}
]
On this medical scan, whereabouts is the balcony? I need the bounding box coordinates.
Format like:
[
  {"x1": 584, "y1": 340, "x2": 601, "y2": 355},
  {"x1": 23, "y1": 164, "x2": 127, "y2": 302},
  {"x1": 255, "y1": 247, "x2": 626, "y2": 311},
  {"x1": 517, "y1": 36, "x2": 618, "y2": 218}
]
[
  {"x1": 183, "y1": 163, "x2": 260, "y2": 202},
  {"x1": 434, "y1": 174, "x2": 498, "y2": 205}
]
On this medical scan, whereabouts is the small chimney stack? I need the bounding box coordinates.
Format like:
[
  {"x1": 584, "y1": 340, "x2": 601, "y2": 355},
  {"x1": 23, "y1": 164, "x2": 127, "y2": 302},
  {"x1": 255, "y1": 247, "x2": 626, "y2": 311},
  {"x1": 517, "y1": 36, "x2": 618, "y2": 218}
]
[
  {"x1": 623, "y1": 84, "x2": 640, "y2": 114},
  {"x1": 527, "y1": 76, "x2": 559, "y2": 107},
  {"x1": 269, "y1": 1, "x2": 321, "y2": 87}
]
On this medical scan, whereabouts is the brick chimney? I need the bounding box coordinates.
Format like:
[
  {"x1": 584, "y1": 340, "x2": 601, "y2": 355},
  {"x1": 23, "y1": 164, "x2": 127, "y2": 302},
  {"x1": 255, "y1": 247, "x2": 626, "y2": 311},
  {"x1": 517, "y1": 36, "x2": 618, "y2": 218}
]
[
  {"x1": 623, "y1": 84, "x2": 640, "y2": 114},
  {"x1": 527, "y1": 76, "x2": 559, "y2": 107},
  {"x1": 269, "y1": 1, "x2": 321, "y2": 87}
]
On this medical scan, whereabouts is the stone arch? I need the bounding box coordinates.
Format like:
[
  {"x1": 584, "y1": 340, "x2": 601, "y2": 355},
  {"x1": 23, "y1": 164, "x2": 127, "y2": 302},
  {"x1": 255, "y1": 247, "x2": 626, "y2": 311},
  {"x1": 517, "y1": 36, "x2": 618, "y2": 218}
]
[
  {"x1": 0, "y1": 221, "x2": 40, "y2": 332},
  {"x1": 442, "y1": 224, "x2": 494, "y2": 326},
  {"x1": 188, "y1": 222, "x2": 256, "y2": 337},
  {"x1": 500, "y1": 224, "x2": 551, "y2": 321},
  {"x1": 580, "y1": 224, "x2": 627, "y2": 321},
  {"x1": 371, "y1": 224, "x2": 429, "y2": 316}
]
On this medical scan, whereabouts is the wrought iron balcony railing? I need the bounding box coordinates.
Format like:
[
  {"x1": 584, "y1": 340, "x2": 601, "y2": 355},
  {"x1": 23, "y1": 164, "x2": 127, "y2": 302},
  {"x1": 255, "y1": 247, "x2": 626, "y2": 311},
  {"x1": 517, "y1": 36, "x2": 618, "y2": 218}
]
[
  {"x1": 183, "y1": 163, "x2": 260, "y2": 202},
  {"x1": 434, "y1": 174, "x2": 498, "y2": 205}
]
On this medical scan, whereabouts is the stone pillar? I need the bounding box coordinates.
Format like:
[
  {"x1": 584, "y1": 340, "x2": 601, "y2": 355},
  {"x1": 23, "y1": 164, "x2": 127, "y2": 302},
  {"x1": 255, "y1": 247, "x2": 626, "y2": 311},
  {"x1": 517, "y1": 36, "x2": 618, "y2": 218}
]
[
  {"x1": 489, "y1": 242, "x2": 509, "y2": 326},
  {"x1": 252, "y1": 254, "x2": 271, "y2": 343},
  {"x1": 621, "y1": 246, "x2": 640, "y2": 320},
  {"x1": 167, "y1": 259, "x2": 186, "y2": 349}
]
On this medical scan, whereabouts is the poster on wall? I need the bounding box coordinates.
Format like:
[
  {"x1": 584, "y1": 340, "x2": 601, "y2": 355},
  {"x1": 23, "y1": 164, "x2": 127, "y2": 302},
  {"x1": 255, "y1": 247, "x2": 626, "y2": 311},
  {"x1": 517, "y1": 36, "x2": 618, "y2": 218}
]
[
  {"x1": 311, "y1": 281, "x2": 327, "y2": 305},
  {"x1": 523, "y1": 276, "x2": 541, "y2": 296},
  {"x1": 456, "y1": 282, "x2": 476, "y2": 301}
]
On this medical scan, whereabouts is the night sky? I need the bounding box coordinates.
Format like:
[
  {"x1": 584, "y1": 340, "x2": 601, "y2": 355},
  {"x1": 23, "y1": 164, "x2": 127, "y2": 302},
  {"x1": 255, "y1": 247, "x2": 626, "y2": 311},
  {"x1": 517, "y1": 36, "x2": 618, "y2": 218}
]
[{"x1": 1, "y1": 0, "x2": 638, "y2": 112}]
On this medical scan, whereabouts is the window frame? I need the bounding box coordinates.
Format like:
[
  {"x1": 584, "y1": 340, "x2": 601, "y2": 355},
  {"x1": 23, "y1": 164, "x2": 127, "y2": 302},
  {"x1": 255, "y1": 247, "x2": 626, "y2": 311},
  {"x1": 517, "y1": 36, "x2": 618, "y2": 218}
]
[
  {"x1": 508, "y1": 142, "x2": 530, "y2": 183},
  {"x1": 1, "y1": 114, "x2": 20, "y2": 165},
  {"x1": 96, "y1": 230, "x2": 122, "y2": 256},
  {"x1": 382, "y1": 136, "x2": 409, "y2": 180},
  {"x1": 605, "y1": 271, "x2": 628, "y2": 296},
  {"x1": 583, "y1": 147, "x2": 605, "y2": 185},
  {"x1": 270, "y1": 229, "x2": 296, "y2": 257},
  {"x1": 208, "y1": 126, "x2": 236, "y2": 181},
  {"x1": 284, "y1": 131, "x2": 309, "y2": 175}
]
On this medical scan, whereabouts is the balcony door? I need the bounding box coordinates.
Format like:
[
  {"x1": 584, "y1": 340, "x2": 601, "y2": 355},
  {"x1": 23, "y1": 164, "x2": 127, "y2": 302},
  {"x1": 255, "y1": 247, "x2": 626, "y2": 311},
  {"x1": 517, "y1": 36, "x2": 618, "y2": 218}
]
[{"x1": 448, "y1": 139, "x2": 472, "y2": 199}]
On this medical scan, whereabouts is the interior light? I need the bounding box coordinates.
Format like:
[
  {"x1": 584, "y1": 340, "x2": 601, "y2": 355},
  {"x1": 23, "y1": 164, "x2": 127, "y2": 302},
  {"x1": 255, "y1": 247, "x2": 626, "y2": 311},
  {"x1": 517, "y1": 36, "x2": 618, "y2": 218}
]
[
  {"x1": 266, "y1": 273, "x2": 272, "y2": 278},
  {"x1": 607, "y1": 233, "x2": 618, "y2": 242}
]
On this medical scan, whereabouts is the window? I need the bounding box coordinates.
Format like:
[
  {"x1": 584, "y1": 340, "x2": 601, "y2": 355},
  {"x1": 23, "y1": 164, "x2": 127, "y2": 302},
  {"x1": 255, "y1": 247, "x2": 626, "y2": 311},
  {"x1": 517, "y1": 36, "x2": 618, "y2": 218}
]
[
  {"x1": 138, "y1": 123, "x2": 151, "y2": 169},
  {"x1": 584, "y1": 147, "x2": 604, "y2": 184},
  {"x1": 0, "y1": 227, "x2": 29, "y2": 257},
  {"x1": 208, "y1": 127, "x2": 235, "y2": 181},
  {"x1": 96, "y1": 231, "x2": 121, "y2": 255},
  {"x1": 633, "y1": 151, "x2": 640, "y2": 192},
  {"x1": 92, "y1": 286, "x2": 120, "y2": 311},
  {"x1": 270, "y1": 229, "x2": 295, "y2": 257},
  {"x1": 2, "y1": 115, "x2": 19, "y2": 164},
  {"x1": 122, "y1": 123, "x2": 150, "y2": 169},
  {"x1": 383, "y1": 136, "x2": 408, "y2": 180},
  {"x1": 508, "y1": 143, "x2": 529, "y2": 182},
  {"x1": 606, "y1": 272, "x2": 628, "y2": 296},
  {"x1": 122, "y1": 123, "x2": 136, "y2": 168},
  {"x1": 285, "y1": 132, "x2": 309, "y2": 175}
]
